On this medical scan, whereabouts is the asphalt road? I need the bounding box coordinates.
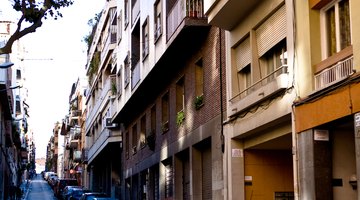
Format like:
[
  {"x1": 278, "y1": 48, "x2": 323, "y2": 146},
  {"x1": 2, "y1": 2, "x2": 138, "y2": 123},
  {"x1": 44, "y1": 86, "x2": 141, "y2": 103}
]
[{"x1": 24, "y1": 174, "x2": 58, "y2": 200}]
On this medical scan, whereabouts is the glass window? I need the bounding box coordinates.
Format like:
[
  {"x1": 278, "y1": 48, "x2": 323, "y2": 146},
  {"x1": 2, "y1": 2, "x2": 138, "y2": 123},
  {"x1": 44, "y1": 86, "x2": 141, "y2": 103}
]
[{"x1": 323, "y1": 0, "x2": 351, "y2": 57}]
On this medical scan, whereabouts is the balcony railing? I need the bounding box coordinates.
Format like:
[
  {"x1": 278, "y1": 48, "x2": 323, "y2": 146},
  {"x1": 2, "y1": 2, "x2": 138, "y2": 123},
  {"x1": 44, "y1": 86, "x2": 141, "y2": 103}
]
[
  {"x1": 315, "y1": 56, "x2": 353, "y2": 90},
  {"x1": 88, "y1": 128, "x2": 110, "y2": 161},
  {"x1": 167, "y1": 0, "x2": 205, "y2": 40},
  {"x1": 231, "y1": 65, "x2": 288, "y2": 102}
]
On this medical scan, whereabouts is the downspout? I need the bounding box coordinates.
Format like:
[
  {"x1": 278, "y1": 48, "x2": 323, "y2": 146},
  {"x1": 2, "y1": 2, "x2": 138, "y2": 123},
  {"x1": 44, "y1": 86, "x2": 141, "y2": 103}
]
[{"x1": 219, "y1": 27, "x2": 224, "y2": 153}]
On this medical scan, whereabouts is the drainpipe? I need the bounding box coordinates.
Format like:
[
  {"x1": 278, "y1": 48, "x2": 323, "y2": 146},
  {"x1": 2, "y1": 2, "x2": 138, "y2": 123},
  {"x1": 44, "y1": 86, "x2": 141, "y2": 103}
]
[{"x1": 219, "y1": 27, "x2": 224, "y2": 153}]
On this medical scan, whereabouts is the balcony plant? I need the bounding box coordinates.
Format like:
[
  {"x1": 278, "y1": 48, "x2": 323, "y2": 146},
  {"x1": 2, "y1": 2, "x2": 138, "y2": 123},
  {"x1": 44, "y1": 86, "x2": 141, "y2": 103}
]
[
  {"x1": 176, "y1": 110, "x2": 185, "y2": 127},
  {"x1": 194, "y1": 95, "x2": 204, "y2": 110},
  {"x1": 111, "y1": 81, "x2": 117, "y2": 96}
]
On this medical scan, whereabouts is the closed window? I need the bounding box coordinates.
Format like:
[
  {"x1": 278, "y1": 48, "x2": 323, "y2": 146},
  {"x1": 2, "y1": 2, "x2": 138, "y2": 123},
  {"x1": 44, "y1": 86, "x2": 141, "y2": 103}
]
[
  {"x1": 142, "y1": 17, "x2": 149, "y2": 59},
  {"x1": 322, "y1": 0, "x2": 351, "y2": 58},
  {"x1": 154, "y1": 0, "x2": 162, "y2": 41}
]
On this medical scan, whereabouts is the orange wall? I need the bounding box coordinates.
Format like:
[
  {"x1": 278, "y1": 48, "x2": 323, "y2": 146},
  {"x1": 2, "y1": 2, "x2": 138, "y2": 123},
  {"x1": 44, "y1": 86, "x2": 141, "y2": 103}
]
[
  {"x1": 295, "y1": 80, "x2": 360, "y2": 133},
  {"x1": 244, "y1": 150, "x2": 294, "y2": 200}
]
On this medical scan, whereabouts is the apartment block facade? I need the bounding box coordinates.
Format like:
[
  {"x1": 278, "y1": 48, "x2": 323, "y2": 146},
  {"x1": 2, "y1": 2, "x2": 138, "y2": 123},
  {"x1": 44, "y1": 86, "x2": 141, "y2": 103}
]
[
  {"x1": 293, "y1": 0, "x2": 360, "y2": 199},
  {"x1": 206, "y1": 0, "x2": 360, "y2": 199},
  {"x1": 0, "y1": 20, "x2": 32, "y2": 199},
  {"x1": 84, "y1": 0, "x2": 225, "y2": 199}
]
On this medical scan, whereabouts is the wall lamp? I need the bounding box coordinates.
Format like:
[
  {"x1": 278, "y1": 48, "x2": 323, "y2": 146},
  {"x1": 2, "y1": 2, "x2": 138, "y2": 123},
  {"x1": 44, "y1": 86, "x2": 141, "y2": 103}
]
[{"x1": 0, "y1": 62, "x2": 14, "y2": 69}]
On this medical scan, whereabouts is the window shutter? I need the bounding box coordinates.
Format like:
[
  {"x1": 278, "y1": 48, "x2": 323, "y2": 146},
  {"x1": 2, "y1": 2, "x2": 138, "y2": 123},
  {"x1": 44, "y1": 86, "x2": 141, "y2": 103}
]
[
  {"x1": 235, "y1": 36, "x2": 251, "y2": 71},
  {"x1": 256, "y1": 5, "x2": 286, "y2": 57}
]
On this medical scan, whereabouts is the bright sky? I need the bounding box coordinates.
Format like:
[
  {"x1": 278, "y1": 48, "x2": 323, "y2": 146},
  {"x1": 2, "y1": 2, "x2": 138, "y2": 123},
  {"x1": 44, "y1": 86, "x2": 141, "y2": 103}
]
[{"x1": 1, "y1": 1, "x2": 104, "y2": 159}]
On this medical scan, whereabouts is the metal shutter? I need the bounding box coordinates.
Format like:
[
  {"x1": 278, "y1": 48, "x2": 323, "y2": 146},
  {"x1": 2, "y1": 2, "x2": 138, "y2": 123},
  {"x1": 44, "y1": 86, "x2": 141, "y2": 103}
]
[
  {"x1": 235, "y1": 36, "x2": 251, "y2": 72},
  {"x1": 256, "y1": 5, "x2": 286, "y2": 57},
  {"x1": 202, "y1": 147, "x2": 212, "y2": 200}
]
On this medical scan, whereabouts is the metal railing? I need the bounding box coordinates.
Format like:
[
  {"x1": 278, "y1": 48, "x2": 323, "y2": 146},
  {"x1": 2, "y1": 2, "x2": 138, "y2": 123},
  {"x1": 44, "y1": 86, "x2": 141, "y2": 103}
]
[
  {"x1": 167, "y1": 0, "x2": 205, "y2": 40},
  {"x1": 315, "y1": 56, "x2": 353, "y2": 90},
  {"x1": 230, "y1": 65, "x2": 288, "y2": 103}
]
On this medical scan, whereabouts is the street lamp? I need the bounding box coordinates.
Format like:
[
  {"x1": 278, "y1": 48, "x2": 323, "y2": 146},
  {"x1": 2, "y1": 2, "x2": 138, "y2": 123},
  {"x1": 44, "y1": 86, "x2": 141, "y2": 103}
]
[{"x1": 0, "y1": 62, "x2": 14, "y2": 68}]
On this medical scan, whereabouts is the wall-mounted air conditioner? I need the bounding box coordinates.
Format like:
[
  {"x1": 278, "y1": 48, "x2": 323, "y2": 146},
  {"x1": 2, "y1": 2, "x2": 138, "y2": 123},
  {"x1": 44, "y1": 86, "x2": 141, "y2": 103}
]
[{"x1": 105, "y1": 117, "x2": 118, "y2": 129}]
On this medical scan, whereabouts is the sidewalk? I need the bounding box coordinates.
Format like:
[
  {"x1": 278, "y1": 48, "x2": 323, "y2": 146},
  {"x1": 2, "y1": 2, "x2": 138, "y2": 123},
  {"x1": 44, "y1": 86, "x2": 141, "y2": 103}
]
[{"x1": 19, "y1": 179, "x2": 31, "y2": 200}]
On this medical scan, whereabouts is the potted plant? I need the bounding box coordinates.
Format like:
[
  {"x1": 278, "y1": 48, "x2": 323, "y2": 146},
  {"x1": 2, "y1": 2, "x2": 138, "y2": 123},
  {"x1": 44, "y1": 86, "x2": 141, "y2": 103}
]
[
  {"x1": 111, "y1": 81, "x2": 117, "y2": 95},
  {"x1": 194, "y1": 95, "x2": 204, "y2": 110},
  {"x1": 176, "y1": 110, "x2": 185, "y2": 127}
]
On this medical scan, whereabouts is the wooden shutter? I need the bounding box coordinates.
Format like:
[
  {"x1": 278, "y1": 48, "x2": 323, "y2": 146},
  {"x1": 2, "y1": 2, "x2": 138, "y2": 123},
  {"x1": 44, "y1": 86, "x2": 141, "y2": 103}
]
[
  {"x1": 256, "y1": 5, "x2": 286, "y2": 57},
  {"x1": 235, "y1": 36, "x2": 251, "y2": 72}
]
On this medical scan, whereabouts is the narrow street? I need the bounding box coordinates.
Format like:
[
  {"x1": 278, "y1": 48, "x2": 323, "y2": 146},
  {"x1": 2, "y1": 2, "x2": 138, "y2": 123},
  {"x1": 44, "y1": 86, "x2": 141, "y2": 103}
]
[{"x1": 24, "y1": 175, "x2": 57, "y2": 200}]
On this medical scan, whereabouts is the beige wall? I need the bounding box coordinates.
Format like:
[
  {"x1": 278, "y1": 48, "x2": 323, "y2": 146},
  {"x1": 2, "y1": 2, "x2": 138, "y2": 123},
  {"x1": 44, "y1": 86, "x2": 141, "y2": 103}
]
[{"x1": 244, "y1": 150, "x2": 293, "y2": 200}]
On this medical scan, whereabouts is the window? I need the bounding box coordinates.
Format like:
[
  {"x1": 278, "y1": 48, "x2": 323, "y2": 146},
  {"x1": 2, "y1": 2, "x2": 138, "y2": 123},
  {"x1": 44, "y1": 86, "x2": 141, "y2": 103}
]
[
  {"x1": 117, "y1": 66, "x2": 123, "y2": 96},
  {"x1": 16, "y1": 69, "x2": 21, "y2": 80},
  {"x1": 163, "y1": 159, "x2": 173, "y2": 198},
  {"x1": 117, "y1": 10, "x2": 122, "y2": 43},
  {"x1": 132, "y1": 124, "x2": 137, "y2": 154},
  {"x1": 154, "y1": 0, "x2": 162, "y2": 41},
  {"x1": 110, "y1": 8, "x2": 117, "y2": 44},
  {"x1": 142, "y1": 17, "x2": 149, "y2": 59},
  {"x1": 195, "y1": 59, "x2": 204, "y2": 97},
  {"x1": 124, "y1": 0, "x2": 129, "y2": 28},
  {"x1": 235, "y1": 36, "x2": 252, "y2": 95},
  {"x1": 140, "y1": 115, "x2": 146, "y2": 147},
  {"x1": 238, "y1": 65, "x2": 251, "y2": 96},
  {"x1": 161, "y1": 92, "x2": 169, "y2": 132},
  {"x1": 176, "y1": 77, "x2": 185, "y2": 113},
  {"x1": 150, "y1": 105, "x2": 156, "y2": 134},
  {"x1": 322, "y1": 0, "x2": 351, "y2": 58},
  {"x1": 259, "y1": 39, "x2": 287, "y2": 82},
  {"x1": 124, "y1": 54, "x2": 130, "y2": 87},
  {"x1": 125, "y1": 131, "x2": 129, "y2": 159},
  {"x1": 131, "y1": 61, "x2": 140, "y2": 89}
]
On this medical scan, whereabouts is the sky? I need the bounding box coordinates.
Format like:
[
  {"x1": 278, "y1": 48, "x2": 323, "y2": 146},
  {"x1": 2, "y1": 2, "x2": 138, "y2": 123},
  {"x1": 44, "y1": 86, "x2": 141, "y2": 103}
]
[{"x1": 1, "y1": 0, "x2": 104, "y2": 159}]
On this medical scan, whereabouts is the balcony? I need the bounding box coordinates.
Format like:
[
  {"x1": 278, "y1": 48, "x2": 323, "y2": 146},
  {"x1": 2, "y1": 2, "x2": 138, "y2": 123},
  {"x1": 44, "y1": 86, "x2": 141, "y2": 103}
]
[
  {"x1": 229, "y1": 65, "x2": 289, "y2": 117},
  {"x1": 0, "y1": 68, "x2": 12, "y2": 119},
  {"x1": 205, "y1": 0, "x2": 261, "y2": 30},
  {"x1": 85, "y1": 77, "x2": 113, "y2": 134},
  {"x1": 87, "y1": 128, "x2": 121, "y2": 164},
  {"x1": 73, "y1": 150, "x2": 82, "y2": 162},
  {"x1": 167, "y1": 0, "x2": 208, "y2": 41},
  {"x1": 86, "y1": 0, "x2": 117, "y2": 74},
  {"x1": 315, "y1": 56, "x2": 354, "y2": 91}
]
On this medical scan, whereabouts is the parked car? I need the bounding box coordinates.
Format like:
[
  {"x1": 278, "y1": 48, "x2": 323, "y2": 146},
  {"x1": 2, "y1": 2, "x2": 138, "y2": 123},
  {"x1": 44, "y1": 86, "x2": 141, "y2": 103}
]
[
  {"x1": 61, "y1": 185, "x2": 83, "y2": 200},
  {"x1": 48, "y1": 174, "x2": 59, "y2": 188},
  {"x1": 68, "y1": 188, "x2": 92, "y2": 200},
  {"x1": 44, "y1": 171, "x2": 56, "y2": 181},
  {"x1": 53, "y1": 178, "x2": 78, "y2": 197},
  {"x1": 79, "y1": 192, "x2": 110, "y2": 200}
]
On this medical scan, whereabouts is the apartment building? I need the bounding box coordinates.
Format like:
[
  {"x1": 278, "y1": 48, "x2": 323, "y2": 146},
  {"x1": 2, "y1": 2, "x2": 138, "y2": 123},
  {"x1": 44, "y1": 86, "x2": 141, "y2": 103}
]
[
  {"x1": 206, "y1": 0, "x2": 360, "y2": 199},
  {"x1": 0, "y1": 19, "x2": 32, "y2": 199},
  {"x1": 84, "y1": 0, "x2": 122, "y2": 197},
  {"x1": 293, "y1": 0, "x2": 360, "y2": 199},
  {"x1": 60, "y1": 78, "x2": 87, "y2": 185},
  {"x1": 206, "y1": 0, "x2": 296, "y2": 199},
  {"x1": 85, "y1": 0, "x2": 225, "y2": 199}
]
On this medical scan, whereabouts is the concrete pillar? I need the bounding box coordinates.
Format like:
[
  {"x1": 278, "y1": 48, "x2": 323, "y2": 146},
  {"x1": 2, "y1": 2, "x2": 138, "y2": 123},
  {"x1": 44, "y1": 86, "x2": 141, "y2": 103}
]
[
  {"x1": 297, "y1": 129, "x2": 315, "y2": 200},
  {"x1": 354, "y1": 113, "x2": 360, "y2": 200}
]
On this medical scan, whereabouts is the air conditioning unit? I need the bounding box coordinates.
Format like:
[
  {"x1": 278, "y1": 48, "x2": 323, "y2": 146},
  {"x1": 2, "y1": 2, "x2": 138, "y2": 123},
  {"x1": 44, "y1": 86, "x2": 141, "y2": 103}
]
[{"x1": 105, "y1": 117, "x2": 118, "y2": 129}]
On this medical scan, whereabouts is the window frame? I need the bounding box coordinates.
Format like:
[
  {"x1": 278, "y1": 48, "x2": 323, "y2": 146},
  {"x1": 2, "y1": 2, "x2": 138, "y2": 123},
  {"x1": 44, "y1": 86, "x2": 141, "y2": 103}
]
[{"x1": 320, "y1": 0, "x2": 351, "y2": 59}]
